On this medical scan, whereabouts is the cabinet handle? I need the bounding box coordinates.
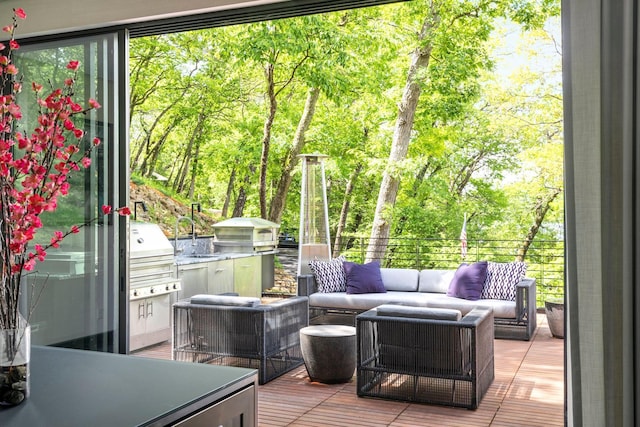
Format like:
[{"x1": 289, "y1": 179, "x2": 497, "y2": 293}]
[
  {"x1": 215, "y1": 268, "x2": 226, "y2": 273},
  {"x1": 138, "y1": 302, "x2": 145, "y2": 319},
  {"x1": 147, "y1": 301, "x2": 153, "y2": 317}
]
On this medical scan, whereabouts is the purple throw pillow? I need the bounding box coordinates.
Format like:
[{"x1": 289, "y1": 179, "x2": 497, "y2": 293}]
[
  {"x1": 447, "y1": 261, "x2": 488, "y2": 301},
  {"x1": 343, "y1": 261, "x2": 386, "y2": 294}
]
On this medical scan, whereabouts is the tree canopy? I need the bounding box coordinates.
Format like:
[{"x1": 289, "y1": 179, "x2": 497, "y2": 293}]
[{"x1": 128, "y1": 0, "x2": 562, "y2": 262}]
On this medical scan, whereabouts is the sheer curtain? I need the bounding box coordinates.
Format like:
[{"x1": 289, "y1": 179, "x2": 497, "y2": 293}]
[{"x1": 563, "y1": 0, "x2": 639, "y2": 425}]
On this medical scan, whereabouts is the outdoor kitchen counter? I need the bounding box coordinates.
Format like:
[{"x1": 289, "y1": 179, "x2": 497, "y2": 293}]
[
  {"x1": 174, "y1": 250, "x2": 277, "y2": 265},
  {"x1": 0, "y1": 346, "x2": 257, "y2": 426}
]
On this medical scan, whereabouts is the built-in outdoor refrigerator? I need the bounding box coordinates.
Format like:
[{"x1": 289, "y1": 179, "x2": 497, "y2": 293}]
[{"x1": 212, "y1": 217, "x2": 279, "y2": 294}]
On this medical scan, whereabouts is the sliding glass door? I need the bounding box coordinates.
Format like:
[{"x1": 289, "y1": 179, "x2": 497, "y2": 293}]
[{"x1": 14, "y1": 31, "x2": 128, "y2": 353}]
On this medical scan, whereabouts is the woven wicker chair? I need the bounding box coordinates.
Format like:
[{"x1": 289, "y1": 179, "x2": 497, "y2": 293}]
[
  {"x1": 173, "y1": 295, "x2": 309, "y2": 384},
  {"x1": 356, "y1": 305, "x2": 494, "y2": 409}
]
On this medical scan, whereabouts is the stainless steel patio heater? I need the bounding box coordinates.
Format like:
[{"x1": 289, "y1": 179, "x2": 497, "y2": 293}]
[{"x1": 297, "y1": 154, "x2": 331, "y2": 276}]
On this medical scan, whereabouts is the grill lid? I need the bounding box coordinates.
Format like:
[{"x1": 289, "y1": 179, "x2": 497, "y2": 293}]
[
  {"x1": 213, "y1": 217, "x2": 279, "y2": 253},
  {"x1": 130, "y1": 222, "x2": 174, "y2": 259},
  {"x1": 213, "y1": 217, "x2": 279, "y2": 229}
]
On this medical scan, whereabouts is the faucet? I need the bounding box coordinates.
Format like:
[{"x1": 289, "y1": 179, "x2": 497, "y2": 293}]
[
  {"x1": 133, "y1": 201, "x2": 147, "y2": 221},
  {"x1": 190, "y1": 203, "x2": 201, "y2": 237},
  {"x1": 174, "y1": 215, "x2": 196, "y2": 255}
]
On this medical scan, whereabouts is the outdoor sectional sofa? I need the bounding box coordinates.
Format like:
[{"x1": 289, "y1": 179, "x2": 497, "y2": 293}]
[{"x1": 297, "y1": 260, "x2": 537, "y2": 341}]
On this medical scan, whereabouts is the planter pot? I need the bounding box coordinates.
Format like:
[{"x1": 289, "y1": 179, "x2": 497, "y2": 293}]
[
  {"x1": 0, "y1": 318, "x2": 30, "y2": 406},
  {"x1": 545, "y1": 300, "x2": 564, "y2": 339}
]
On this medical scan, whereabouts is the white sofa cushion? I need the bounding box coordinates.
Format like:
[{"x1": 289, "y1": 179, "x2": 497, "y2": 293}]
[
  {"x1": 309, "y1": 291, "x2": 431, "y2": 312},
  {"x1": 418, "y1": 269, "x2": 455, "y2": 293},
  {"x1": 380, "y1": 268, "x2": 420, "y2": 292}
]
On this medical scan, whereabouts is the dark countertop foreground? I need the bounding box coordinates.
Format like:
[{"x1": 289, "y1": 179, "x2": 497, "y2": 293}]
[{"x1": 0, "y1": 346, "x2": 257, "y2": 426}]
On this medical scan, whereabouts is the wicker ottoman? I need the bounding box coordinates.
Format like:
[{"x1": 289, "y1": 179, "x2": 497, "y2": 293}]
[{"x1": 299, "y1": 325, "x2": 356, "y2": 383}]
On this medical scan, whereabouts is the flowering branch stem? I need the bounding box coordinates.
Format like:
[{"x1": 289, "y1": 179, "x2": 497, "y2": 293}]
[{"x1": 0, "y1": 8, "x2": 129, "y2": 330}]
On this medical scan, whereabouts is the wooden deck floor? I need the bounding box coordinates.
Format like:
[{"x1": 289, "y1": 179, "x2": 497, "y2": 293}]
[{"x1": 133, "y1": 315, "x2": 564, "y2": 426}]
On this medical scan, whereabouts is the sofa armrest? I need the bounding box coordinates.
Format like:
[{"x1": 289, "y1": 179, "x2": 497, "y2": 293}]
[
  {"x1": 264, "y1": 296, "x2": 309, "y2": 311},
  {"x1": 263, "y1": 297, "x2": 309, "y2": 352},
  {"x1": 460, "y1": 307, "x2": 494, "y2": 327},
  {"x1": 297, "y1": 274, "x2": 317, "y2": 296},
  {"x1": 515, "y1": 278, "x2": 536, "y2": 322}
]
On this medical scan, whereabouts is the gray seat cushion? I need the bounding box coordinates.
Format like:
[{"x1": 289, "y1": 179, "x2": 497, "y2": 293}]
[
  {"x1": 190, "y1": 294, "x2": 261, "y2": 307},
  {"x1": 309, "y1": 291, "x2": 431, "y2": 311},
  {"x1": 376, "y1": 304, "x2": 462, "y2": 321}
]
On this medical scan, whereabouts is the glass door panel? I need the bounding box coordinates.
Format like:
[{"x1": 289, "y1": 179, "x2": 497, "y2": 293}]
[{"x1": 14, "y1": 32, "x2": 126, "y2": 352}]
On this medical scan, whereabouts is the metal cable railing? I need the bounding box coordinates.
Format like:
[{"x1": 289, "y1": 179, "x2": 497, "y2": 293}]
[{"x1": 331, "y1": 235, "x2": 564, "y2": 307}]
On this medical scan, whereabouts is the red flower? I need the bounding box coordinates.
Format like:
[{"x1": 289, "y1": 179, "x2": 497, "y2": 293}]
[
  {"x1": 14, "y1": 8, "x2": 27, "y2": 19},
  {"x1": 34, "y1": 245, "x2": 46, "y2": 262},
  {"x1": 118, "y1": 206, "x2": 132, "y2": 216},
  {"x1": 66, "y1": 60, "x2": 80, "y2": 71},
  {"x1": 50, "y1": 231, "x2": 64, "y2": 248},
  {"x1": 1, "y1": 8, "x2": 113, "y2": 331},
  {"x1": 23, "y1": 258, "x2": 36, "y2": 271}
]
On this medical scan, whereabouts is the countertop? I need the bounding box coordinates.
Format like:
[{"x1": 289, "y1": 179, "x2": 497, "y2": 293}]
[
  {"x1": 174, "y1": 250, "x2": 277, "y2": 266},
  {"x1": 0, "y1": 346, "x2": 257, "y2": 427}
]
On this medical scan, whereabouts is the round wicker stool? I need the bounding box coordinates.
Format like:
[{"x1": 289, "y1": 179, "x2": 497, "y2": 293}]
[{"x1": 299, "y1": 325, "x2": 356, "y2": 383}]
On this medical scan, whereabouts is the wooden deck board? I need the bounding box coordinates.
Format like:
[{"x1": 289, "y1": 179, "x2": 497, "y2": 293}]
[{"x1": 133, "y1": 314, "x2": 564, "y2": 426}]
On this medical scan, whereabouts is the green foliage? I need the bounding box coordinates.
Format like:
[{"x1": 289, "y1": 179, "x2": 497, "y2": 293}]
[{"x1": 128, "y1": 0, "x2": 562, "y2": 262}]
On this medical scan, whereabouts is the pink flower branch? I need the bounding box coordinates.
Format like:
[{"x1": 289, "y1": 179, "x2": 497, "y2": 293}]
[{"x1": 0, "y1": 8, "x2": 129, "y2": 330}]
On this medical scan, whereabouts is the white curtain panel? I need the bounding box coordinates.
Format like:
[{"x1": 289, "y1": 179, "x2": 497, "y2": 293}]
[{"x1": 563, "y1": 0, "x2": 639, "y2": 425}]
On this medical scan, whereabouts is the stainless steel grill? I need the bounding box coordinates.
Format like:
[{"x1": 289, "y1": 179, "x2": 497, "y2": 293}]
[
  {"x1": 213, "y1": 217, "x2": 279, "y2": 253},
  {"x1": 129, "y1": 221, "x2": 181, "y2": 351}
]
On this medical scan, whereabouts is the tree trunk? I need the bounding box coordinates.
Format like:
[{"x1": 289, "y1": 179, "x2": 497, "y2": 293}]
[
  {"x1": 233, "y1": 186, "x2": 247, "y2": 218},
  {"x1": 188, "y1": 138, "x2": 202, "y2": 200},
  {"x1": 259, "y1": 63, "x2": 277, "y2": 219},
  {"x1": 174, "y1": 113, "x2": 205, "y2": 194},
  {"x1": 232, "y1": 166, "x2": 255, "y2": 218},
  {"x1": 366, "y1": 14, "x2": 436, "y2": 263},
  {"x1": 450, "y1": 150, "x2": 486, "y2": 197},
  {"x1": 142, "y1": 122, "x2": 176, "y2": 177},
  {"x1": 333, "y1": 162, "x2": 362, "y2": 256},
  {"x1": 392, "y1": 162, "x2": 435, "y2": 237},
  {"x1": 222, "y1": 166, "x2": 236, "y2": 218},
  {"x1": 133, "y1": 86, "x2": 189, "y2": 172},
  {"x1": 268, "y1": 87, "x2": 320, "y2": 223},
  {"x1": 517, "y1": 187, "x2": 562, "y2": 261}
]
